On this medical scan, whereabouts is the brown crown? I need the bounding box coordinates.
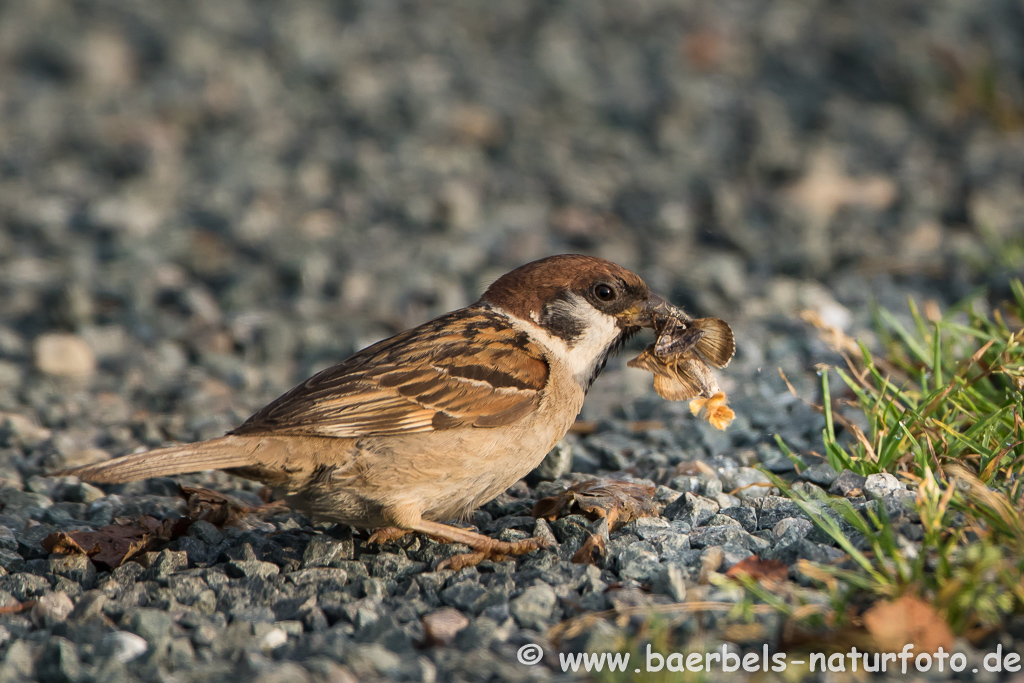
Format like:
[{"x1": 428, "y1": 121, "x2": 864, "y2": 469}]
[{"x1": 480, "y1": 254, "x2": 648, "y2": 321}]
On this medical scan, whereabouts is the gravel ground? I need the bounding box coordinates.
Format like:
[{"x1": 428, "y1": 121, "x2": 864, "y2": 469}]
[{"x1": 1, "y1": 1, "x2": 1023, "y2": 681}]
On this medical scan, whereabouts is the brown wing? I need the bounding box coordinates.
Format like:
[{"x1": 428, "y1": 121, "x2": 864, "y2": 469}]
[
  {"x1": 691, "y1": 318, "x2": 735, "y2": 368},
  {"x1": 230, "y1": 305, "x2": 550, "y2": 438},
  {"x1": 628, "y1": 349, "x2": 720, "y2": 401}
]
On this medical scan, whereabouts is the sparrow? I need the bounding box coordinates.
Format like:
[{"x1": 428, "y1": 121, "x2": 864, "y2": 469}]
[{"x1": 58, "y1": 255, "x2": 677, "y2": 566}]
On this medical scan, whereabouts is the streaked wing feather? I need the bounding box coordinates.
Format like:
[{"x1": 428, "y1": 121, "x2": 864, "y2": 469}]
[{"x1": 229, "y1": 305, "x2": 549, "y2": 438}]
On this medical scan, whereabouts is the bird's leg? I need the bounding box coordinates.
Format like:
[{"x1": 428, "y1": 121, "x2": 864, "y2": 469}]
[
  {"x1": 366, "y1": 527, "x2": 413, "y2": 545},
  {"x1": 408, "y1": 519, "x2": 551, "y2": 571}
]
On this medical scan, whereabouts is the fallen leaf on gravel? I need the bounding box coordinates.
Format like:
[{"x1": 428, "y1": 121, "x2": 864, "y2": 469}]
[
  {"x1": 42, "y1": 532, "x2": 91, "y2": 556},
  {"x1": 179, "y1": 485, "x2": 288, "y2": 527},
  {"x1": 532, "y1": 479, "x2": 659, "y2": 531},
  {"x1": 42, "y1": 516, "x2": 188, "y2": 568},
  {"x1": 179, "y1": 485, "x2": 256, "y2": 526},
  {"x1": 725, "y1": 556, "x2": 788, "y2": 583},
  {"x1": 571, "y1": 533, "x2": 606, "y2": 566},
  {"x1": 862, "y1": 595, "x2": 953, "y2": 654}
]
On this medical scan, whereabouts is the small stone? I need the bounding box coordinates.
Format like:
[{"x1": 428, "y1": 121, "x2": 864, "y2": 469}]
[
  {"x1": 550, "y1": 515, "x2": 590, "y2": 545},
  {"x1": 2, "y1": 572, "x2": 52, "y2": 600},
  {"x1": 699, "y1": 476, "x2": 724, "y2": 498},
  {"x1": 669, "y1": 475, "x2": 699, "y2": 494},
  {"x1": 716, "y1": 493, "x2": 741, "y2": 509},
  {"x1": 142, "y1": 548, "x2": 186, "y2": 581},
  {"x1": 31, "y1": 591, "x2": 74, "y2": 628},
  {"x1": 663, "y1": 493, "x2": 719, "y2": 528},
  {"x1": 717, "y1": 506, "x2": 757, "y2": 532},
  {"x1": 421, "y1": 608, "x2": 469, "y2": 646},
  {"x1": 719, "y1": 545, "x2": 755, "y2": 569},
  {"x1": 510, "y1": 584, "x2": 556, "y2": 631},
  {"x1": 622, "y1": 517, "x2": 671, "y2": 540},
  {"x1": 721, "y1": 467, "x2": 775, "y2": 499},
  {"x1": 369, "y1": 553, "x2": 426, "y2": 579},
  {"x1": 440, "y1": 582, "x2": 488, "y2": 614},
  {"x1": 531, "y1": 440, "x2": 573, "y2": 480},
  {"x1": 225, "y1": 544, "x2": 279, "y2": 579},
  {"x1": 863, "y1": 473, "x2": 902, "y2": 500},
  {"x1": 286, "y1": 567, "x2": 348, "y2": 588},
  {"x1": 36, "y1": 637, "x2": 80, "y2": 683},
  {"x1": 801, "y1": 462, "x2": 839, "y2": 486},
  {"x1": 125, "y1": 608, "x2": 175, "y2": 648},
  {"x1": 67, "y1": 590, "x2": 107, "y2": 623},
  {"x1": 48, "y1": 554, "x2": 96, "y2": 588},
  {"x1": 616, "y1": 544, "x2": 661, "y2": 582},
  {"x1": 257, "y1": 627, "x2": 288, "y2": 651},
  {"x1": 688, "y1": 525, "x2": 758, "y2": 550},
  {"x1": 0, "y1": 527, "x2": 16, "y2": 552},
  {"x1": 772, "y1": 517, "x2": 814, "y2": 546},
  {"x1": 0, "y1": 487, "x2": 52, "y2": 511},
  {"x1": 187, "y1": 520, "x2": 224, "y2": 546},
  {"x1": 654, "y1": 486, "x2": 681, "y2": 505},
  {"x1": 34, "y1": 334, "x2": 97, "y2": 378},
  {"x1": 706, "y1": 514, "x2": 742, "y2": 528},
  {"x1": 652, "y1": 563, "x2": 687, "y2": 602},
  {"x1": 754, "y1": 496, "x2": 807, "y2": 530},
  {"x1": 302, "y1": 535, "x2": 349, "y2": 568},
  {"x1": 100, "y1": 631, "x2": 149, "y2": 663},
  {"x1": 62, "y1": 481, "x2": 107, "y2": 504},
  {"x1": 2, "y1": 639, "x2": 35, "y2": 680},
  {"x1": 654, "y1": 529, "x2": 691, "y2": 563},
  {"x1": 0, "y1": 413, "x2": 51, "y2": 447},
  {"x1": 760, "y1": 451, "x2": 797, "y2": 473},
  {"x1": 0, "y1": 548, "x2": 25, "y2": 573},
  {"x1": 830, "y1": 470, "x2": 867, "y2": 497}
]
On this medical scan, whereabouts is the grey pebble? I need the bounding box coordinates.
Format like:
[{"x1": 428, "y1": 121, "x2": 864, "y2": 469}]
[
  {"x1": 830, "y1": 470, "x2": 868, "y2": 496},
  {"x1": 863, "y1": 472, "x2": 903, "y2": 499},
  {"x1": 509, "y1": 584, "x2": 556, "y2": 631},
  {"x1": 801, "y1": 462, "x2": 840, "y2": 486},
  {"x1": 720, "y1": 467, "x2": 775, "y2": 499},
  {"x1": 663, "y1": 492, "x2": 719, "y2": 528},
  {"x1": 99, "y1": 631, "x2": 149, "y2": 664}
]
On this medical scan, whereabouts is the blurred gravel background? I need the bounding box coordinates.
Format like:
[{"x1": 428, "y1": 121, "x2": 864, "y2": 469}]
[{"x1": 1, "y1": 1, "x2": 1023, "y2": 681}]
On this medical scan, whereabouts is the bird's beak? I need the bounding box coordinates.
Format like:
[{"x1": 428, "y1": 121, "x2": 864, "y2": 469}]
[{"x1": 616, "y1": 292, "x2": 687, "y2": 329}]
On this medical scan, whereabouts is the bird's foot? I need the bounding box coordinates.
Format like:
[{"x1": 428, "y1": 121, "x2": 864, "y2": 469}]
[
  {"x1": 401, "y1": 519, "x2": 550, "y2": 570},
  {"x1": 437, "y1": 535, "x2": 550, "y2": 571},
  {"x1": 367, "y1": 526, "x2": 413, "y2": 545}
]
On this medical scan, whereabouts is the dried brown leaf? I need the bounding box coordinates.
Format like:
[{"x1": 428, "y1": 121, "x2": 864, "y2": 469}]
[
  {"x1": 532, "y1": 479, "x2": 659, "y2": 531},
  {"x1": 42, "y1": 532, "x2": 92, "y2": 557},
  {"x1": 41, "y1": 515, "x2": 188, "y2": 568},
  {"x1": 179, "y1": 485, "x2": 257, "y2": 526},
  {"x1": 571, "y1": 533, "x2": 606, "y2": 566},
  {"x1": 725, "y1": 556, "x2": 789, "y2": 583}
]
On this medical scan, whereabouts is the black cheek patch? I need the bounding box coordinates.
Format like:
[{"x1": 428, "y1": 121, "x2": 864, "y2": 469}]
[{"x1": 540, "y1": 294, "x2": 587, "y2": 343}]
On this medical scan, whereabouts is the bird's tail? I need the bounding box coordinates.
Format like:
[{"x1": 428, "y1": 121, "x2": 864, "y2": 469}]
[{"x1": 54, "y1": 436, "x2": 256, "y2": 484}]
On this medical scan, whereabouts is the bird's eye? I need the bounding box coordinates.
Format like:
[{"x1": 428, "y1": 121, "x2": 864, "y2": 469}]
[{"x1": 594, "y1": 283, "x2": 617, "y2": 302}]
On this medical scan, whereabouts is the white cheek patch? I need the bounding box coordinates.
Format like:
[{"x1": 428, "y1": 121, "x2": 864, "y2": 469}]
[{"x1": 505, "y1": 293, "x2": 621, "y2": 388}]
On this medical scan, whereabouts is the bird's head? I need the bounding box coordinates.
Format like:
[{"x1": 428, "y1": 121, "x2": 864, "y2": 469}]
[{"x1": 482, "y1": 254, "x2": 683, "y2": 388}]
